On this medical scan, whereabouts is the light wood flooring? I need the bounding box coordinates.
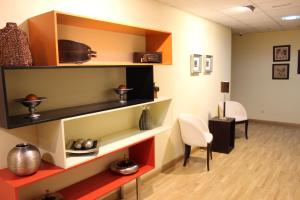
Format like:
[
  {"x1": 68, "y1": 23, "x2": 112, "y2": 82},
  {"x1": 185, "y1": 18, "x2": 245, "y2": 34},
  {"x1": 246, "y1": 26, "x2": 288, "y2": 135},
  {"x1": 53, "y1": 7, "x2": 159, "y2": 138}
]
[{"x1": 124, "y1": 121, "x2": 300, "y2": 200}]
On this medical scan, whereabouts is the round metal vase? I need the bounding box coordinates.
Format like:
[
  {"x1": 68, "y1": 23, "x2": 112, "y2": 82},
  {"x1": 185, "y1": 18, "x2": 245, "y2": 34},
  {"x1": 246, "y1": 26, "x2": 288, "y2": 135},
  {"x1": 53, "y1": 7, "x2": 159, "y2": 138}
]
[{"x1": 7, "y1": 143, "x2": 41, "y2": 176}]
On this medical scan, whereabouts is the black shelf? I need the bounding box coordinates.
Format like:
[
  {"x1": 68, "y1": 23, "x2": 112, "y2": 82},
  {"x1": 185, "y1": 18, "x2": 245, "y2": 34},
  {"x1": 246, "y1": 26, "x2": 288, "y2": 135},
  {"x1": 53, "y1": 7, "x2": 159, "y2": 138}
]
[
  {"x1": 1, "y1": 65, "x2": 153, "y2": 70},
  {"x1": 8, "y1": 99, "x2": 152, "y2": 129},
  {"x1": 0, "y1": 65, "x2": 154, "y2": 129}
]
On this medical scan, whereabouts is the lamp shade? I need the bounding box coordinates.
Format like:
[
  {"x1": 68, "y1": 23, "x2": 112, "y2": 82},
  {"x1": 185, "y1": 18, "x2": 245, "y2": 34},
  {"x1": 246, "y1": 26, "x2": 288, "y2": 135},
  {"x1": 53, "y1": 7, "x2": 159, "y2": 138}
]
[{"x1": 221, "y1": 81, "x2": 230, "y2": 93}]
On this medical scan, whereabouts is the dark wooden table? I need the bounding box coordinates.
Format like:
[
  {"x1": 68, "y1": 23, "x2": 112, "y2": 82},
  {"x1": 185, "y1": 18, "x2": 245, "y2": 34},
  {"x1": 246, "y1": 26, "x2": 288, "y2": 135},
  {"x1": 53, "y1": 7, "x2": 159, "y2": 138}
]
[{"x1": 208, "y1": 117, "x2": 235, "y2": 154}]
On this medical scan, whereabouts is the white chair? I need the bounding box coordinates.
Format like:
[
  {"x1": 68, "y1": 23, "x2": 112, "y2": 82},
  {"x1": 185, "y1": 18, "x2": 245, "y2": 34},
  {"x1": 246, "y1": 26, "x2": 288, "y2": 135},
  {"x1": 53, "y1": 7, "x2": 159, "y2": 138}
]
[
  {"x1": 178, "y1": 114, "x2": 213, "y2": 171},
  {"x1": 218, "y1": 101, "x2": 249, "y2": 139}
]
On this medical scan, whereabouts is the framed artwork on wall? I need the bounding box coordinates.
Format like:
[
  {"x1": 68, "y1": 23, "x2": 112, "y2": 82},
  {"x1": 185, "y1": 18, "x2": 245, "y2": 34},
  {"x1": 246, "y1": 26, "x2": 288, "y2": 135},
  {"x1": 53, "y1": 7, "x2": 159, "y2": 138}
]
[
  {"x1": 190, "y1": 54, "x2": 202, "y2": 76},
  {"x1": 298, "y1": 50, "x2": 300, "y2": 74},
  {"x1": 272, "y1": 64, "x2": 289, "y2": 80},
  {"x1": 204, "y1": 55, "x2": 213, "y2": 73},
  {"x1": 273, "y1": 45, "x2": 290, "y2": 62}
]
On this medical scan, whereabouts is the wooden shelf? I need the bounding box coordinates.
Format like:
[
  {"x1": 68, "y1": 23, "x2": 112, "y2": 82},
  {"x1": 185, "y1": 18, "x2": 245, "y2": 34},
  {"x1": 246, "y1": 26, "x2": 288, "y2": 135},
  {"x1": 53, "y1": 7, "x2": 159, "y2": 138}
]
[
  {"x1": 65, "y1": 126, "x2": 170, "y2": 168},
  {"x1": 59, "y1": 165, "x2": 153, "y2": 199},
  {"x1": 0, "y1": 161, "x2": 63, "y2": 189},
  {"x1": 8, "y1": 99, "x2": 152, "y2": 129},
  {"x1": 0, "y1": 137, "x2": 156, "y2": 199},
  {"x1": 2, "y1": 64, "x2": 154, "y2": 70},
  {"x1": 28, "y1": 11, "x2": 172, "y2": 66}
]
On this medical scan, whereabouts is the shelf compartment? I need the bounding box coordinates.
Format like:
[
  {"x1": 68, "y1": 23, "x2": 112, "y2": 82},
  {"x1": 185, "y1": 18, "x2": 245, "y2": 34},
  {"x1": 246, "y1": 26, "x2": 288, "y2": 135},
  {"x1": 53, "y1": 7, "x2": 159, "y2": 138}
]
[
  {"x1": 59, "y1": 164, "x2": 153, "y2": 199},
  {"x1": 8, "y1": 99, "x2": 152, "y2": 129},
  {"x1": 28, "y1": 11, "x2": 172, "y2": 66},
  {"x1": 60, "y1": 137, "x2": 155, "y2": 199},
  {"x1": 65, "y1": 126, "x2": 170, "y2": 168},
  {"x1": 1, "y1": 65, "x2": 154, "y2": 129}
]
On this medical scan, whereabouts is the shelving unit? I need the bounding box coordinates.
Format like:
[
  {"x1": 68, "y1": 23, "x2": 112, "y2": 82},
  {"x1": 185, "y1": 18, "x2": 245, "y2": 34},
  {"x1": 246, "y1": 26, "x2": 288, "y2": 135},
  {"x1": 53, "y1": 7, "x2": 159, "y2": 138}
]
[
  {"x1": 28, "y1": 11, "x2": 172, "y2": 66},
  {"x1": 0, "y1": 11, "x2": 173, "y2": 198}
]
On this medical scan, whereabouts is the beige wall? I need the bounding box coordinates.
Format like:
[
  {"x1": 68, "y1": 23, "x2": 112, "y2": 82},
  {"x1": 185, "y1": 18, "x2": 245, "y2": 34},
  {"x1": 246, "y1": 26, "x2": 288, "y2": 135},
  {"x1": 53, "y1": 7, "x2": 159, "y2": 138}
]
[
  {"x1": 232, "y1": 30, "x2": 300, "y2": 124},
  {"x1": 0, "y1": 0, "x2": 231, "y2": 198}
]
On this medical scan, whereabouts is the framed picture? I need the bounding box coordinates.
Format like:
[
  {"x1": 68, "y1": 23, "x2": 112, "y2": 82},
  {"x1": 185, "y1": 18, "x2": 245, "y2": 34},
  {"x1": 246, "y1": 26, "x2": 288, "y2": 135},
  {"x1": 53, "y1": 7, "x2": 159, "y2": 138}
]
[
  {"x1": 190, "y1": 54, "x2": 202, "y2": 75},
  {"x1": 204, "y1": 55, "x2": 213, "y2": 73},
  {"x1": 298, "y1": 50, "x2": 300, "y2": 74},
  {"x1": 272, "y1": 64, "x2": 289, "y2": 80},
  {"x1": 273, "y1": 45, "x2": 290, "y2": 62}
]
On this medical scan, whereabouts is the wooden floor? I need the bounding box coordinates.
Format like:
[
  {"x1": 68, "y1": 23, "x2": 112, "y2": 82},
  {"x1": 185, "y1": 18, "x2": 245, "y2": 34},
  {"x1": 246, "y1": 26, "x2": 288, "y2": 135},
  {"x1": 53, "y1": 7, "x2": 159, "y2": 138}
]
[{"x1": 124, "y1": 121, "x2": 300, "y2": 200}]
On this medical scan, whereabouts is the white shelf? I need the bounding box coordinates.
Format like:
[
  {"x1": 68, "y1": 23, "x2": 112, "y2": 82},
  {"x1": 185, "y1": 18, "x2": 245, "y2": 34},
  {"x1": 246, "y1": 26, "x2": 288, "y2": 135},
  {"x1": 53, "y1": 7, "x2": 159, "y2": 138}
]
[
  {"x1": 62, "y1": 96, "x2": 172, "y2": 121},
  {"x1": 65, "y1": 126, "x2": 170, "y2": 168}
]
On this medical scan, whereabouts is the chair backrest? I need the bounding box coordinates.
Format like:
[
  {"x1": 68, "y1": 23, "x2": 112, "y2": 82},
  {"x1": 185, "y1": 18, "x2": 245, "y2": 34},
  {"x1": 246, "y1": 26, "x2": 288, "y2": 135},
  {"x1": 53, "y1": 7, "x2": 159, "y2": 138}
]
[
  {"x1": 178, "y1": 114, "x2": 210, "y2": 147},
  {"x1": 218, "y1": 101, "x2": 247, "y2": 121}
]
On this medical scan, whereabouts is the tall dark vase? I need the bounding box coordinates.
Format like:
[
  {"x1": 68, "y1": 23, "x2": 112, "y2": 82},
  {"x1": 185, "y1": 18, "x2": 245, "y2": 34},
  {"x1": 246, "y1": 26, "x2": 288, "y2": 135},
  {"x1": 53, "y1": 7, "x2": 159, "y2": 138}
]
[{"x1": 139, "y1": 107, "x2": 152, "y2": 130}]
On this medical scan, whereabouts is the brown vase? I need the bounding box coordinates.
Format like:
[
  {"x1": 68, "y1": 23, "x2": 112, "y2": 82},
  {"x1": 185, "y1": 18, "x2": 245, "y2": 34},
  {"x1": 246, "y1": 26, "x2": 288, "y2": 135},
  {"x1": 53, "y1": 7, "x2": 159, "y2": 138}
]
[{"x1": 0, "y1": 22, "x2": 32, "y2": 67}]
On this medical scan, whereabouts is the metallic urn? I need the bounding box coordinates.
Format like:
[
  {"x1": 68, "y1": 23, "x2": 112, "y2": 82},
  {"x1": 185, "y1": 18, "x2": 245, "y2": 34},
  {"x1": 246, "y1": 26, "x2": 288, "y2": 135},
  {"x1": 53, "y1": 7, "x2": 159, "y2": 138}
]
[{"x1": 7, "y1": 143, "x2": 41, "y2": 176}]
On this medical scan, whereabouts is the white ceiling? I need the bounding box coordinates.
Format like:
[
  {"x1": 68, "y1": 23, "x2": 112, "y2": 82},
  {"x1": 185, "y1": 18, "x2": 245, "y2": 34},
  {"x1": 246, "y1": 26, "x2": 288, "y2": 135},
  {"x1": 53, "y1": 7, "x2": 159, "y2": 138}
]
[{"x1": 155, "y1": 0, "x2": 300, "y2": 33}]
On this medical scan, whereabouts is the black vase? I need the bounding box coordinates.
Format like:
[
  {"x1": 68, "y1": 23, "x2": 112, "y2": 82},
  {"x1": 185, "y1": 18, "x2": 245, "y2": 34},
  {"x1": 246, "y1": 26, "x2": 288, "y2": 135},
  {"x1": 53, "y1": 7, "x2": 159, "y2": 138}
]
[{"x1": 139, "y1": 107, "x2": 151, "y2": 130}]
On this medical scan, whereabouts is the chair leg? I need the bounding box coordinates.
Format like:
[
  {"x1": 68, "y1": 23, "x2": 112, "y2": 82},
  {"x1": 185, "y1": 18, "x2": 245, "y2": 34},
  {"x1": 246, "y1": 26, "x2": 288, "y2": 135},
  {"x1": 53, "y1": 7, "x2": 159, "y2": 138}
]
[
  {"x1": 206, "y1": 143, "x2": 210, "y2": 171},
  {"x1": 245, "y1": 120, "x2": 248, "y2": 139},
  {"x1": 183, "y1": 144, "x2": 191, "y2": 167},
  {"x1": 210, "y1": 143, "x2": 212, "y2": 160}
]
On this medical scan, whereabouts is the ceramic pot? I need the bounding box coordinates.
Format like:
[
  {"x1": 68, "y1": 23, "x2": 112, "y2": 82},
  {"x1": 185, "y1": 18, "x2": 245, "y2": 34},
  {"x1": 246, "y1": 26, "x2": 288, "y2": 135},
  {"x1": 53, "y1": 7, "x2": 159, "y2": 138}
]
[{"x1": 7, "y1": 143, "x2": 41, "y2": 176}]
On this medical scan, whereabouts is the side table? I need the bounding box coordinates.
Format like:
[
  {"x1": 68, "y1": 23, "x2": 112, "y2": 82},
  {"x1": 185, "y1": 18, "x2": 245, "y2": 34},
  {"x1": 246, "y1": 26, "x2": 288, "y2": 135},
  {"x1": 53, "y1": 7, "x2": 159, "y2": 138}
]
[{"x1": 208, "y1": 117, "x2": 235, "y2": 154}]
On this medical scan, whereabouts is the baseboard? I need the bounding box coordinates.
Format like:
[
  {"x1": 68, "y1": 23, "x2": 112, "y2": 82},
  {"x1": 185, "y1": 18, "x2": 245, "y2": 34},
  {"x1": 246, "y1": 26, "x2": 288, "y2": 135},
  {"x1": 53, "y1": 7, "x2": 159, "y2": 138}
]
[{"x1": 249, "y1": 119, "x2": 300, "y2": 127}]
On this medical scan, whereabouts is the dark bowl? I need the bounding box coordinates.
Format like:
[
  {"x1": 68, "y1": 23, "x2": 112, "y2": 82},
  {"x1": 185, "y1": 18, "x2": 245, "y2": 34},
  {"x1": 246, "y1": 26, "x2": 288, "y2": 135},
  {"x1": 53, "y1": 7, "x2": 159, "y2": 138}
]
[
  {"x1": 114, "y1": 88, "x2": 133, "y2": 95},
  {"x1": 15, "y1": 97, "x2": 47, "y2": 107}
]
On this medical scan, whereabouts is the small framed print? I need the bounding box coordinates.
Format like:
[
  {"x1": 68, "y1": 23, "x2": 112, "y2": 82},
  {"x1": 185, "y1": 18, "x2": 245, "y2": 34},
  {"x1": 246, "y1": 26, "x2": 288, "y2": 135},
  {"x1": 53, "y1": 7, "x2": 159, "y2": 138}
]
[
  {"x1": 273, "y1": 45, "x2": 290, "y2": 62},
  {"x1": 190, "y1": 54, "x2": 202, "y2": 76},
  {"x1": 272, "y1": 64, "x2": 289, "y2": 80},
  {"x1": 204, "y1": 55, "x2": 213, "y2": 73}
]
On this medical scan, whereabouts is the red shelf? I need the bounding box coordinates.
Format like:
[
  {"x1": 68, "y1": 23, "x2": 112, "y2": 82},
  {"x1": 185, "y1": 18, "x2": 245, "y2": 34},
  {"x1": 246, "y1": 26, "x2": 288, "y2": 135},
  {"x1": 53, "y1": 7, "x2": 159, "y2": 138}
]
[
  {"x1": 59, "y1": 165, "x2": 154, "y2": 200},
  {"x1": 0, "y1": 137, "x2": 155, "y2": 199},
  {"x1": 0, "y1": 161, "x2": 63, "y2": 189}
]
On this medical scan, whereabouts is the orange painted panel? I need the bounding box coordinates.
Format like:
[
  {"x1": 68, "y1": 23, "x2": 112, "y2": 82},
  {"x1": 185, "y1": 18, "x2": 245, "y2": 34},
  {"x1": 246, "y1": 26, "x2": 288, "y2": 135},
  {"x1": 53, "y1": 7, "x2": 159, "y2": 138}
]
[
  {"x1": 28, "y1": 11, "x2": 172, "y2": 66},
  {"x1": 146, "y1": 33, "x2": 172, "y2": 65},
  {"x1": 28, "y1": 11, "x2": 59, "y2": 66}
]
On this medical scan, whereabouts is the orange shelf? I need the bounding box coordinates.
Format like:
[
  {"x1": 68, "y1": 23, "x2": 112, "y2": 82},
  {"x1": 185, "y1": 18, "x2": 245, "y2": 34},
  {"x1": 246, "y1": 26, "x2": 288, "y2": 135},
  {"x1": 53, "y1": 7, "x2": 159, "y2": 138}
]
[
  {"x1": 0, "y1": 161, "x2": 62, "y2": 189},
  {"x1": 59, "y1": 165, "x2": 153, "y2": 199},
  {"x1": 0, "y1": 137, "x2": 155, "y2": 199},
  {"x1": 28, "y1": 11, "x2": 172, "y2": 66}
]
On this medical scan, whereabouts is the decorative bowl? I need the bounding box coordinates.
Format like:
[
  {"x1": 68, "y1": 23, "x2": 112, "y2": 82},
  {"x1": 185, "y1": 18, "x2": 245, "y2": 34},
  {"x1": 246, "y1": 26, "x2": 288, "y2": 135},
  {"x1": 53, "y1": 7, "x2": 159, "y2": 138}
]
[
  {"x1": 110, "y1": 159, "x2": 139, "y2": 175},
  {"x1": 15, "y1": 97, "x2": 47, "y2": 119},
  {"x1": 114, "y1": 88, "x2": 133, "y2": 103}
]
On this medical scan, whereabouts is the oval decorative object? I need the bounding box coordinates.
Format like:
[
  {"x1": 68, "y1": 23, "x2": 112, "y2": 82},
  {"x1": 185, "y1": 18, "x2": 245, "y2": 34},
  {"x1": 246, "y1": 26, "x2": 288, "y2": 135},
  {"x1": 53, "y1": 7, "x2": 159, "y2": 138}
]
[
  {"x1": 7, "y1": 143, "x2": 41, "y2": 176},
  {"x1": 139, "y1": 107, "x2": 151, "y2": 130},
  {"x1": 110, "y1": 159, "x2": 139, "y2": 175}
]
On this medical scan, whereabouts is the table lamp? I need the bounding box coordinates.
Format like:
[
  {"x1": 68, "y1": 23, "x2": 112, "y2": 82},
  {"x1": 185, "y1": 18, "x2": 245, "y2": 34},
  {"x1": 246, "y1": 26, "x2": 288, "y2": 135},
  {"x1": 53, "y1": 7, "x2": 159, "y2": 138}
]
[{"x1": 221, "y1": 81, "x2": 230, "y2": 119}]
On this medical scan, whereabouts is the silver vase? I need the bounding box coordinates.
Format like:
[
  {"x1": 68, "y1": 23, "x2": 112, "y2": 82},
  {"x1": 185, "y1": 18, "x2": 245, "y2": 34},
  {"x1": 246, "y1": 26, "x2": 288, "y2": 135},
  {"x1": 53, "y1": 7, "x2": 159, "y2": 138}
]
[{"x1": 7, "y1": 143, "x2": 41, "y2": 176}]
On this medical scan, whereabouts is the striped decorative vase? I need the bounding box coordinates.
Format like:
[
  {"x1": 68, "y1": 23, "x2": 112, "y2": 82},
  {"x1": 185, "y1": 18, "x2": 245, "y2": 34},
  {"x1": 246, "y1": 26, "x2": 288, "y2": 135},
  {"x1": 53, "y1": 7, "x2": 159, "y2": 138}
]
[{"x1": 139, "y1": 107, "x2": 151, "y2": 130}]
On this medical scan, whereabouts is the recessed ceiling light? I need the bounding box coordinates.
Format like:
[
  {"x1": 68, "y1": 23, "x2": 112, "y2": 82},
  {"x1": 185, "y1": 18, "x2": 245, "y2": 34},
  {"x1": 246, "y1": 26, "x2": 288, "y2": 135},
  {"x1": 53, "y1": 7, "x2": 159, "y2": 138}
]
[
  {"x1": 233, "y1": 5, "x2": 255, "y2": 12},
  {"x1": 281, "y1": 15, "x2": 300, "y2": 21}
]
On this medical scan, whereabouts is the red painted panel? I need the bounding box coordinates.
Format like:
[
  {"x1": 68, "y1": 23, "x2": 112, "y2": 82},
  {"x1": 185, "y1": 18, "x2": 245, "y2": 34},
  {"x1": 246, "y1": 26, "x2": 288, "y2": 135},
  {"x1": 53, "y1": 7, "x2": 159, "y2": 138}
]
[
  {"x1": 0, "y1": 136, "x2": 156, "y2": 199},
  {"x1": 129, "y1": 137, "x2": 155, "y2": 167},
  {"x1": 0, "y1": 161, "x2": 62, "y2": 189},
  {"x1": 0, "y1": 180, "x2": 18, "y2": 199},
  {"x1": 59, "y1": 165, "x2": 153, "y2": 200}
]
